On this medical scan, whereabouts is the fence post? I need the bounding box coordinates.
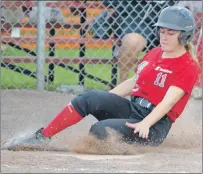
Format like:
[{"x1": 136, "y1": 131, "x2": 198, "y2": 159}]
[
  {"x1": 36, "y1": 1, "x2": 46, "y2": 91},
  {"x1": 48, "y1": 28, "x2": 55, "y2": 84},
  {"x1": 111, "y1": 44, "x2": 118, "y2": 89}
]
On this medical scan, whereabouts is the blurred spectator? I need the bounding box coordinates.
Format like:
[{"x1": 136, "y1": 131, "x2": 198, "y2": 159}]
[
  {"x1": 1, "y1": 6, "x2": 24, "y2": 24},
  {"x1": 177, "y1": 1, "x2": 202, "y2": 99},
  {"x1": 1, "y1": 5, "x2": 24, "y2": 36},
  {"x1": 1, "y1": 3, "x2": 65, "y2": 53},
  {"x1": 90, "y1": 0, "x2": 178, "y2": 82},
  {"x1": 22, "y1": 6, "x2": 65, "y2": 24},
  {"x1": 0, "y1": 6, "x2": 24, "y2": 52}
]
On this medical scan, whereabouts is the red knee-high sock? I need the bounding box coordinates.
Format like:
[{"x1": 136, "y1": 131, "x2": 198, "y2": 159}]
[{"x1": 42, "y1": 103, "x2": 83, "y2": 138}]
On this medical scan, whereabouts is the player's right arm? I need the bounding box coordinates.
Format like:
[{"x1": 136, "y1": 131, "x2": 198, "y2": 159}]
[{"x1": 109, "y1": 74, "x2": 136, "y2": 97}]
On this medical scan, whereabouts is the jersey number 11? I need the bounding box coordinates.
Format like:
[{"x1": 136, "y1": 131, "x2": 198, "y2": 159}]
[{"x1": 154, "y1": 72, "x2": 167, "y2": 87}]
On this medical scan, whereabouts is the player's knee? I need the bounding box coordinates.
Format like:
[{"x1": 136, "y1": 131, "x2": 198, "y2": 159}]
[
  {"x1": 89, "y1": 122, "x2": 108, "y2": 140},
  {"x1": 120, "y1": 33, "x2": 147, "y2": 57},
  {"x1": 71, "y1": 90, "x2": 101, "y2": 116},
  {"x1": 122, "y1": 33, "x2": 147, "y2": 47}
]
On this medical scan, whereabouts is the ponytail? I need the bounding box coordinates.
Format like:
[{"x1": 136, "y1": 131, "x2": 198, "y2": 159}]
[{"x1": 185, "y1": 42, "x2": 197, "y2": 62}]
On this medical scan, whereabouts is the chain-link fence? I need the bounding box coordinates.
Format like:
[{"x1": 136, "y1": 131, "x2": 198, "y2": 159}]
[{"x1": 1, "y1": 1, "x2": 202, "y2": 93}]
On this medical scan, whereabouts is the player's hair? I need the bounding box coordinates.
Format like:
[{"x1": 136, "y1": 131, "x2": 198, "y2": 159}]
[{"x1": 185, "y1": 42, "x2": 197, "y2": 62}]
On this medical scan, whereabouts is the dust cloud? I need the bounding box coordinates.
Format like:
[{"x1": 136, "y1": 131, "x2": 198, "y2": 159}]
[{"x1": 68, "y1": 100, "x2": 202, "y2": 155}]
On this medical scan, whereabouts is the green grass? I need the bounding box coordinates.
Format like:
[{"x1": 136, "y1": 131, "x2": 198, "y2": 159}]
[
  {"x1": 2, "y1": 46, "x2": 113, "y2": 58},
  {"x1": 1, "y1": 46, "x2": 143, "y2": 90}
]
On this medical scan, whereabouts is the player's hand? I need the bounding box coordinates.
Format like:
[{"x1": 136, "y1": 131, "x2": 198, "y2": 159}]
[{"x1": 125, "y1": 121, "x2": 150, "y2": 139}]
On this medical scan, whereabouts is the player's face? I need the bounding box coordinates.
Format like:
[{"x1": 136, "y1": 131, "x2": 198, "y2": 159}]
[{"x1": 159, "y1": 27, "x2": 182, "y2": 52}]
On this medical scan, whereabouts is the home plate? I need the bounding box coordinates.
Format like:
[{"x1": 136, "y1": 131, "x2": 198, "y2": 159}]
[{"x1": 53, "y1": 153, "x2": 146, "y2": 160}]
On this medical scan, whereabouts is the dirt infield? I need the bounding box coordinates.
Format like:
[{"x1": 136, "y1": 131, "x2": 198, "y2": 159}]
[{"x1": 1, "y1": 90, "x2": 202, "y2": 173}]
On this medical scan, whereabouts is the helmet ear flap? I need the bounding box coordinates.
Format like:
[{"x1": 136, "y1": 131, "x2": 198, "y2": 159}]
[{"x1": 178, "y1": 31, "x2": 194, "y2": 46}]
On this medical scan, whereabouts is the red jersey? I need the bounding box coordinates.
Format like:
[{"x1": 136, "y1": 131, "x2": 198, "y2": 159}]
[{"x1": 131, "y1": 47, "x2": 199, "y2": 123}]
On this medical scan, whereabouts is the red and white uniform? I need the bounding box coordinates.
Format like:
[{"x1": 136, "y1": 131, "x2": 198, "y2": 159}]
[{"x1": 131, "y1": 47, "x2": 199, "y2": 123}]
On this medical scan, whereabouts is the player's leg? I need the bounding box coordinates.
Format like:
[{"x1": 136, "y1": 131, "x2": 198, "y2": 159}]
[
  {"x1": 39, "y1": 90, "x2": 133, "y2": 138},
  {"x1": 89, "y1": 116, "x2": 171, "y2": 146},
  {"x1": 6, "y1": 90, "x2": 134, "y2": 146},
  {"x1": 119, "y1": 33, "x2": 147, "y2": 83},
  {"x1": 89, "y1": 119, "x2": 141, "y2": 143}
]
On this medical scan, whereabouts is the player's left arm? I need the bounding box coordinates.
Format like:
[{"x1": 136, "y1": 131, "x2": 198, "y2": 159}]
[
  {"x1": 125, "y1": 86, "x2": 185, "y2": 138},
  {"x1": 143, "y1": 86, "x2": 185, "y2": 127},
  {"x1": 143, "y1": 64, "x2": 199, "y2": 127}
]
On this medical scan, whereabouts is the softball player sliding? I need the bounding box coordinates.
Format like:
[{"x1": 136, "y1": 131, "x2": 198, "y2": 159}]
[{"x1": 7, "y1": 6, "x2": 199, "y2": 147}]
